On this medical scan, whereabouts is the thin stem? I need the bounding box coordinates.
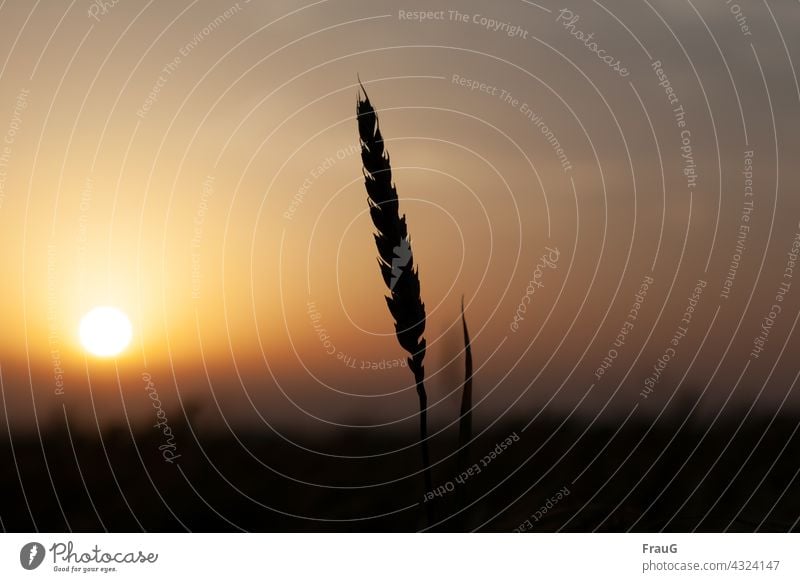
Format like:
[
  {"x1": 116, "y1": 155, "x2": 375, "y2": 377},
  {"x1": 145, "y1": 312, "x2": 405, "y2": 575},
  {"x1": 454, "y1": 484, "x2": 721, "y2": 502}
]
[{"x1": 412, "y1": 365, "x2": 433, "y2": 526}]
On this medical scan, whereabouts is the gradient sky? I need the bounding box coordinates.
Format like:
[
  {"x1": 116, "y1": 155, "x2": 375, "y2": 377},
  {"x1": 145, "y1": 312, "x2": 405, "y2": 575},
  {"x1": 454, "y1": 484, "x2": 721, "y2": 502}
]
[{"x1": 1, "y1": 0, "x2": 799, "y2": 437}]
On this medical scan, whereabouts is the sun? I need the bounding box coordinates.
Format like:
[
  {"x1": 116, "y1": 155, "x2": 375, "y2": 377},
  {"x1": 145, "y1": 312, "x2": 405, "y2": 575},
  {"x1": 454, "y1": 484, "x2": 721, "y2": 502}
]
[{"x1": 79, "y1": 306, "x2": 133, "y2": 357}]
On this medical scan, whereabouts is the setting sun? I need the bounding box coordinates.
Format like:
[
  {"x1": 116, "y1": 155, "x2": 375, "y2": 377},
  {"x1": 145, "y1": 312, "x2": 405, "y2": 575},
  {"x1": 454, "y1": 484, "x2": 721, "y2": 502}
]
[{"x1": 78, "y1": 307, "x2": 133, "y2": 357}]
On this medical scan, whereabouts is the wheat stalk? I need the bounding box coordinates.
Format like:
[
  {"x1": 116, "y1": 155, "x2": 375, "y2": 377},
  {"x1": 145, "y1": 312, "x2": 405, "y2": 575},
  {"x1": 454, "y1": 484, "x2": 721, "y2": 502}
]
[{"x1": 356, "y1": 83, "x2": 433, "y2": 517}]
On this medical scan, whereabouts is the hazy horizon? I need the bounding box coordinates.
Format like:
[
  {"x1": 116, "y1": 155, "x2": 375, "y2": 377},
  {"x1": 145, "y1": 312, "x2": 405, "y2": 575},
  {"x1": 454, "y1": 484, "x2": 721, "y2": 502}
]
[{"x1": 1, "y1": 0, "x2": 799, "y2": 438}]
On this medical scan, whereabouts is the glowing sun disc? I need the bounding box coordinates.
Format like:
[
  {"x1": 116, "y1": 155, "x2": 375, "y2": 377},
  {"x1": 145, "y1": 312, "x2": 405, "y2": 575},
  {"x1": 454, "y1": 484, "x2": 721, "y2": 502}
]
[{"x1": 79, "y1": 306, "x2": 133, "y2": 357}]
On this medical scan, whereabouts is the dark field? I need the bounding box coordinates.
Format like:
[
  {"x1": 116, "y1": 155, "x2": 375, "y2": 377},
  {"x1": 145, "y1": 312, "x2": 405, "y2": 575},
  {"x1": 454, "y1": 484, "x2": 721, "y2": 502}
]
[{"x1": 2, "y1": 405, "x2": 798, "y2": 532}]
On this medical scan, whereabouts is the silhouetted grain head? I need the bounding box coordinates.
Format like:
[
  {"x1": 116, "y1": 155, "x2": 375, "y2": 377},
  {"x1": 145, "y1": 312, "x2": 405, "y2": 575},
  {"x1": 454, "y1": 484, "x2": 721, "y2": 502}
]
[
  {"x1": 357, "y1": 83, "x2": 433, "y2": 521},
  {"x1": 357, "y1": 84, "x2": 426, "y2": 374}
]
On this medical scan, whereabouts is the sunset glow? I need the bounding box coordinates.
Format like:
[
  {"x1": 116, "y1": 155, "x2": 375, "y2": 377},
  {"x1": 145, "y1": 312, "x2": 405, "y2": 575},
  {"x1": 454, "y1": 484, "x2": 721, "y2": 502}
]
[{"x1": 78, "y1": 306, "x2": 133, "y2": 357}]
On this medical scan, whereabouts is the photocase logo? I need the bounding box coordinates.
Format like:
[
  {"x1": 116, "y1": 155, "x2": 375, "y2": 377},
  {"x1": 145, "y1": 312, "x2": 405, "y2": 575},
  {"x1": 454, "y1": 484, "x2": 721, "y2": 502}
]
[
  {"x1": 19, "y1": 542, "x2": 45, "y2": 570},
  {"x1": 389, "y1": 237, "x2": 412, "y2": 290}
]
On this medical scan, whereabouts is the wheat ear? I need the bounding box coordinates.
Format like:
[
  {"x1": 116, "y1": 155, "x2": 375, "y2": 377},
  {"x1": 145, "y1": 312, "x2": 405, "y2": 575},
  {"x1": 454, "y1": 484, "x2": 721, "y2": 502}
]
[{"x1": 356, "y1": 83, "x2": 433, "y2": 511}]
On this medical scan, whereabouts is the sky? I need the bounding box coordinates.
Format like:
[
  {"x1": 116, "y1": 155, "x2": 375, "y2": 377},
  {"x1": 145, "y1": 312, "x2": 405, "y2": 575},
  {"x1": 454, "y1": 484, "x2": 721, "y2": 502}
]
[{"x1": 0, "y1": 0, "x2": 799, "y2": 436}]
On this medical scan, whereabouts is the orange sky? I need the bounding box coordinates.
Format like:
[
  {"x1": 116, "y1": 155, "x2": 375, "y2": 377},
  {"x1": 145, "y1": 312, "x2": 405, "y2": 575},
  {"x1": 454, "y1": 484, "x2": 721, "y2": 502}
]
[{"x1": 1, "y1": 0, "x2": 799, "y2": 435}]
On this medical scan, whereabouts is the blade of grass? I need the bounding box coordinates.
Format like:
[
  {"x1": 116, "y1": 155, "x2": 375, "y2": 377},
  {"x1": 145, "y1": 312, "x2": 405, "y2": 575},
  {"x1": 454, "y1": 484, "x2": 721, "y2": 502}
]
[
  {"x1": 458, "y1": 296, "x2": 473, "y2": 466},
  {"x1": 456, "y1": 296, "x2": 474, "y2": 530}
]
